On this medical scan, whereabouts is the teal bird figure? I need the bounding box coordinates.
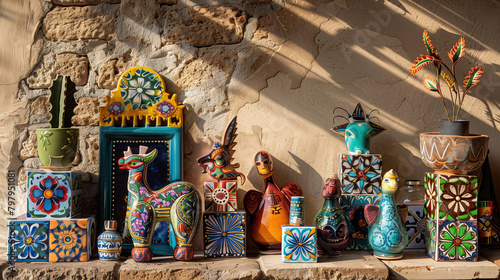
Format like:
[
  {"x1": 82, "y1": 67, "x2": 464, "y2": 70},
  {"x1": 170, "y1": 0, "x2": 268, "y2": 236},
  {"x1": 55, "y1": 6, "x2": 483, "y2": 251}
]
[{"x1": 364, "y1": 169, "x2": 408, "y2": 259}]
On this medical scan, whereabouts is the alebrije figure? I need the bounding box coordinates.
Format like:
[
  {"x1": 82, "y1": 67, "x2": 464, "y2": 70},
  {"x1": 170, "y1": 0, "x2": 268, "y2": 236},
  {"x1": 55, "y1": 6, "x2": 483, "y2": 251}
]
[
  {"x1": 197, "y1": 116, "x2": 246, "y2": 183},
  {"x1": 244, "y1": 151, "x2": 302, "y2": 253},
  {"x1": 120, "y1": 146, "x2": 201, "y2": 262},
  {"x1": 365, "y1": 169, "x2": 408, "y2": 259},
  {"x1": 331, "y1": 103, "x2": 385, "y2": 155},
  {"x1": 314, "y1": 174, "x2": 350, "y2": 256}
]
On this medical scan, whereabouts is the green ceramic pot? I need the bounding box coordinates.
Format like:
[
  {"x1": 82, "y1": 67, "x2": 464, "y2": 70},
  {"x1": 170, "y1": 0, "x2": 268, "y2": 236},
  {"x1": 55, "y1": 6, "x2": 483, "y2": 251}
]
[{"x1": 37, "y1": 128, "x2": 79, "y2": 168}]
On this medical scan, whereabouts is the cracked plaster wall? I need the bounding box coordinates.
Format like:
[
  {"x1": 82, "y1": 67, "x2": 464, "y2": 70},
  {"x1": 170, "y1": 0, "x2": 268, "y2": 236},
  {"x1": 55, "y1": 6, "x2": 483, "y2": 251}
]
[{"x1": 1, "y1": 0, "x2": 500, "y2": 252}]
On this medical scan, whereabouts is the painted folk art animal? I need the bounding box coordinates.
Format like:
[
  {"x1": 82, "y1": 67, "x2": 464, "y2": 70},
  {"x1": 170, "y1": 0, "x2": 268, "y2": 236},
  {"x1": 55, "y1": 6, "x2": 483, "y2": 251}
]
[
  {"x1": 197, "y1": 116, "x2": 246, "y2": 184},
  {"x1": 332, "y1": 103, "x2": 386, "y2": 155},
  {"x1": 119, "y1": 145, "x2": 201, "y2": 262},
  {"x1": 364, "y1": 169, "x2": 408, "y2": 259},
  {"x1": 244, "y1": 151, "x2": 302, "y2": 252}
]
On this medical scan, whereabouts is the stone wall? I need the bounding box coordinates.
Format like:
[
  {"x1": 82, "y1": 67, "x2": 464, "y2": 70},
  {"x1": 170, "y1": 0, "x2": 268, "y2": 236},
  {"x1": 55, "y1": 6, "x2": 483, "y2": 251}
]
[{"x1": 1, "y1": 0, "x2": 500, "y2": 252}]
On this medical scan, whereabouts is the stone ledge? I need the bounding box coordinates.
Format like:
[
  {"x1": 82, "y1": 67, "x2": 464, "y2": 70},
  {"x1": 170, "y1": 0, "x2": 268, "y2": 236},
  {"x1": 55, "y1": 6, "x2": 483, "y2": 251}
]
[
  {"x1": 382, "y1": 249, "x2": 500, "y2": 280},
  {"x1": 2, "y1": 250, "x2": 500, "y2": 280}
]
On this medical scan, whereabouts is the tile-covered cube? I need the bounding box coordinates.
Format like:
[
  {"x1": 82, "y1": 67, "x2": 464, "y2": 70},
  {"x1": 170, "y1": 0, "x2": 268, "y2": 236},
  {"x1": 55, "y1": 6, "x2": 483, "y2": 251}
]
[
  {"x1": 204, "y1": 180, "x2": 237, "y2": 212},
  {"x1": 340, "y1": 194, "x2": 379, "y2": 250},
  {"x1": 405, "y1": 205, "x2": 425, "y2": 249},
  {"x1": 203, "y1": 211, "x2": 245, "y2": 258},
  {"x1": 424, "y1": 173, "x2": 478, "y2": 221},
  {"x1": 338, "y1": 154, "x2": 382, "y2": 194},
  {"x1": 27, "y1": 170, "x2": 82, "y2": 219},
  {"x1": 478, "y1": 200, "x2": 493, "y2": 244},
  {"x1": 48, "y1": 216, "x2": 95, "y2": 262},
  {"x1": 282, "y1": 226, "x2": 317, "y2": 262},
  {"x1": 8, "y1": 220, "x2": 50, "y2": 262},
  {"x1": 426, "y1": 220, "x2": 478, "y2": 261}
]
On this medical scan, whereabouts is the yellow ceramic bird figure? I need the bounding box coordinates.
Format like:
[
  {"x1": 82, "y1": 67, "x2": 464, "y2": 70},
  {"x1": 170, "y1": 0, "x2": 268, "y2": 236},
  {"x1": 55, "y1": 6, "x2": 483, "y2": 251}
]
[{"x1": 364, "y1": 169, "x2": 408, "y2": 259}]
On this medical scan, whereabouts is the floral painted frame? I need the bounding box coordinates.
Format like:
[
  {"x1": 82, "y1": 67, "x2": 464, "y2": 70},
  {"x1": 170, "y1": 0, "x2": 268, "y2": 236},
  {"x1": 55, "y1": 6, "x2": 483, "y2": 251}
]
[{"x1": 99, "y1": 66, "x2": 185, "y2": 255}]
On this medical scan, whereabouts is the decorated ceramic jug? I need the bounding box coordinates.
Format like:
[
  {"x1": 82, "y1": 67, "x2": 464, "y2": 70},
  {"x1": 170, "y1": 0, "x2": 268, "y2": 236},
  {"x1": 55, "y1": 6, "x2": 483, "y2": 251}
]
[
  {"x1": 244, "y1": 151, "x2": 302, "y2": 253},
  {"x1": 97, "y1": 220, "x2": 123, "y2": 261},
  {"x1": 313, "y1": 174, "x2": 350, "y2": 256},
  {"x1": 365, "y1": 169, "x2": 408, "y2": 259}
]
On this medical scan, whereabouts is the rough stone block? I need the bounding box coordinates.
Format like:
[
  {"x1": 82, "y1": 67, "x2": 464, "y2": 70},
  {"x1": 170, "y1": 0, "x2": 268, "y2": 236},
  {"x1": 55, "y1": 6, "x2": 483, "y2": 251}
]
[
  {"x1": 158, "y1": 0, "x2": 177, "y2": 4},
  {"x1": 383, "y1": 250, "x2": 498, "y2": 279},
  {"x1": 162, "y1": 6, "x2": 247, "y2": 47},
  {"x1": 27, "y1": 53, "x2": 89, "y2": 89},
  {"x1": 48, "y1": 216, "x2": 96, "y2": 262},
  {"x1": 426, "y1": 220, "x2": 478, "y2": 261},
  {"x1": 85, "y1": 134, "x2": 100, "y2": 165},
  {"x1": 72, "y1": 97, "x2": 104, "y2": 126},
  {"x1": 339, "y1": 154, "x2": 382, "y2": 194},
  {"x1": 97, "y1": 51, "x2": 136, "y2": 90},
  {"x1": 281, "y1": 226, "x2": 317, "y2": 262},
  {"x1": 29, "y1": 95, "x2": 50, "y2": 125},
  {"x1": 52, "y1": 0, "x2": 120, "y2": 5},
  {"x1": 203, "y1": 212, "x2": 246, "y2": 258},
  {"x1": 405, "y1": 205, "x2": 425, "y2": 249},
  {"x1": 27, "y1": 170, "x2": 82, "y2": 219},
  {"x1": 204, "y1": 180, "x2": 237, "y2": 212},
  {"x1": 42, "y1": 5, "x2": 117, "y2": 41},
  {"x1": 340, "y1": 194, "x2": 378, "y2": 250},
  {"x1": 8, "y1": 220, "x2": 50, "y2": 262},
  {"x1": 424, "y1": 173, "x2": 478, "y2": 221},
  {"x1": 20, "y1": 130, "x2": 38, "y2": 160}
]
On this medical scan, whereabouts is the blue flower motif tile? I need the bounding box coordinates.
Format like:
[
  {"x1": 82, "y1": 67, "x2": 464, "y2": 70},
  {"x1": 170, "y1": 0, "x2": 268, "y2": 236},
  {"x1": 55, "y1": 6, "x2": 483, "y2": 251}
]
[
  {"x1": 8, "y1": 221, "x2": 49, "y2": 262},
  {"x1": 281, "y1": 226, "x2": 317, "y2": 263},
  {"x1": 203, "y1": 212, "x2": 246, "y2": 258},
  {"x1": 339, "y1": 154, "x2": 382, "y2": 194}
]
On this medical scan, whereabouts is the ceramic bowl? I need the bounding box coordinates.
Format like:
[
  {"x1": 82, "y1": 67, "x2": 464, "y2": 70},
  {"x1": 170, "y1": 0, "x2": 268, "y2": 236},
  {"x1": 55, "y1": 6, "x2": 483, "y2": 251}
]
[{"x1": 420, "y1": 132, "x2": 488, "y2": 174}]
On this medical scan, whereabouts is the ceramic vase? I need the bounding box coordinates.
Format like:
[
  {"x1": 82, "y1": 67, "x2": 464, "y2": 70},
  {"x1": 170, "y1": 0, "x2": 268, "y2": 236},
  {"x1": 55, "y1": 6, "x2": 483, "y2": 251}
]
[
  {"x1": 37, "y1": 128, "x2": 79, "y2": 169},
  {"x1": 98, "y1": 220, "x2": 123, "y2": 261},
  {"x1": 313, "y1": 174, "x2": 350, "y2": 256},
  {"x1": 365, "y1": 169, "x2": 408, "y2": 259}
]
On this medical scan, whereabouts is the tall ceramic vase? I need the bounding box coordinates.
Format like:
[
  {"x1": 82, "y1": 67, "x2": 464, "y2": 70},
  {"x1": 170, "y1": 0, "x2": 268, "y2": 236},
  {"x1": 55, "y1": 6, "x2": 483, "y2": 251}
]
[{"x1": 98, "y1": 220, "x2": 123, "y2": 261}]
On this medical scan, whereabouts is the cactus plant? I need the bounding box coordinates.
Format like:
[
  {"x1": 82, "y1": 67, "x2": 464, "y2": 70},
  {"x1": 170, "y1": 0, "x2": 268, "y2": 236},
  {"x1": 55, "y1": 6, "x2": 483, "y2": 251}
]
[{"x1": 49, "y1": 76, "x2": 77, "y2": 128}]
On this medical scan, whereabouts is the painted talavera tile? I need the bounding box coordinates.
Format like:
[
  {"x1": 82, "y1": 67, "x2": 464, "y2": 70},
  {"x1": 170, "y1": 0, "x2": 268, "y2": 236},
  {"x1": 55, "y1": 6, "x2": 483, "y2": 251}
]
[
  {"x1": 27, "y1": 170, "x2": 82, "y2": 219},
  {"x1": 281, "y1": 226, "x2": 317, "y2": 262},
  {"x1": 338, "y1": 154, "x2": 382, "y2": 195},
  {"x1": 203, "y1": 211, "x2": 246, "y2": 258},
  {"x1": 48, "y1": 216, "x2": 95, "y2": 262},
  {"x1": 340, "y1": 194, "x2": 378, "y2": 250},
  {"x1": 425, "y1": 219, "x2": 478, "y2": 261},
  {"x1": 405, "y1": 205, "x2": 425, "y2": 249},
  {"x1": 204, "y1": 180, "x2": 238, "y2": 212},
  {"x1": 8, "y1": 220, "x2": 49, "y2": 262}
]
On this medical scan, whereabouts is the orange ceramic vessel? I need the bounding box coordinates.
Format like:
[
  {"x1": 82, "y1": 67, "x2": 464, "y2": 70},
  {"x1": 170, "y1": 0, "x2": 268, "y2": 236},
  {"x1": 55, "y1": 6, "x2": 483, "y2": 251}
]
[{"x1": 244, "y1": 151, "x2": 302, "y2": 252}]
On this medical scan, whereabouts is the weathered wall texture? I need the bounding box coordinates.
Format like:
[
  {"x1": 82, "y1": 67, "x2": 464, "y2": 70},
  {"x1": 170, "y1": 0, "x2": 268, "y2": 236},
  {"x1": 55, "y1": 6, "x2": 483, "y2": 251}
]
[{"x1": 1, "y1": 0, "x2": 500, "y2": 251}]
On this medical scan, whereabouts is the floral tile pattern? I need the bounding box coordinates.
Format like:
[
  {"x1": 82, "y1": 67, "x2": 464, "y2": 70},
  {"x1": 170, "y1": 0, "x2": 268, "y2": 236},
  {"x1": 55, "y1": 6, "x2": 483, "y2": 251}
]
[
  {"x1": 282, "y1": 226, "x2": 317, "y2": 262},
  {"x1": 119, "y1": 68, "x2": 163, "y2": 110},
  {"x1": 425, "y1": 218, "x2": 437, "y2": 259},
  {"x1": 204, "y1": 181, "x2": 238, "y2": 212},
  {"x1": 405, "y1": 205, "x2": 426, "y2": 249},
  {"x1": 424, "y1": 173, "x2": 438, "y2": 219},
  {"x1": 8, "y1": 221, "x2": 49, "y2": 262},
  {"x1": 49, "y1": 219, "x2": 89, "y2": 262},
  {"x1": 27, "y1": 171, "x2": 82, "y2": 219},
  {"x1": 340, "y1": 195, "x2": 378, "y2": 250},
  {"x1": 438, "y1": 221, "x2": 477, "y2": 261},
  {"x1": 438, "y1": 176, "x2": 478, "y2": 221},
  {"x1": 203, "y1": 212, "x2": 245, "y2": 258},
  {"x1": 339, "y1": 154, "x2": 382, "y2": 194}
]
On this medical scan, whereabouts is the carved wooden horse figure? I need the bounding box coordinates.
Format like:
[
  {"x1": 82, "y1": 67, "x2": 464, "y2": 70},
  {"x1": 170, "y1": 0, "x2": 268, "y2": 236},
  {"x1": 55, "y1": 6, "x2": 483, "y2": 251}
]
[{"x1": 119, "y1": 145, "x2": 201, "y2": 262}]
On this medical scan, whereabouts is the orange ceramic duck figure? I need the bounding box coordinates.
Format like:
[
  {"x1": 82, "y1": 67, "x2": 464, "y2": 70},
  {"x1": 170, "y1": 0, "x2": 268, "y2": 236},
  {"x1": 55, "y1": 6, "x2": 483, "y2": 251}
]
[{"x1": 244, "y1": 151, "x2": 303, "y2": 253}]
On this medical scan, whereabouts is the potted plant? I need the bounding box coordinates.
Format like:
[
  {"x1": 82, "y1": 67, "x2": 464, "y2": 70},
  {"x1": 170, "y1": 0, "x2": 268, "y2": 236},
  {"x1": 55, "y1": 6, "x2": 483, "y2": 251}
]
[
  {"x1": 411, "y1": 30, "x2": 488, "y2": 175},
  {"x1": 410, "y1": 30, "x2": 484, "y2": 136},
  {"x1": 37, "y1": 76, "x2": 79, "y2": 169}
]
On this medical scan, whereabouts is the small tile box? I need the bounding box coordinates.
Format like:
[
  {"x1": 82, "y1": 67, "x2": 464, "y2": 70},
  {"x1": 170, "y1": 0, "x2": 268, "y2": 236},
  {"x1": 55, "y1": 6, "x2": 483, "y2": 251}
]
[
  {"x1": 338, "y1": 154, "x2": 382, "y2": 195},
  {"x1": 281, "y1": 225, "x2": 317, "y2": 263},
  {"x1": 203, "y1": 211, "x2": 246, "y2": 258},
  {"x1": 27, "y1": 170, "x2": 82, "y2": 219},
  {"x1": 8, "y1": 215, "x2": 96, "y2": 262},
  {"x1": 204, "y1": 180, "x2": 238, "y2": 212}
]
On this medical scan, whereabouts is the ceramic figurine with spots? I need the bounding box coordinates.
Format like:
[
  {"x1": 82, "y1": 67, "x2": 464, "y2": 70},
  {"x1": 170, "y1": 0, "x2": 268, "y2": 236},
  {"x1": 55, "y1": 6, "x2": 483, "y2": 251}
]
[
  {"x1": 314, "y1": 174, "x2": 350, "y2": 256},
  {"x1": 365, "y1": 169, "x2": 408, "y2": 259},
  {"x1": 120, "y1": 145, "x2": 201, "y2": 262},
  {"x1": 331, "y1": 103, "x2": 385, "y2": 155},
  {"x1": 244, "y1": 151, "x2": 302, "y2": 253}
]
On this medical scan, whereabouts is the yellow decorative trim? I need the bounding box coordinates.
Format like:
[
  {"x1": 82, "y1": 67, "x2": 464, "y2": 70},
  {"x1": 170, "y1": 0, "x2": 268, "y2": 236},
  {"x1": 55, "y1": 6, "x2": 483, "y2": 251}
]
[{"x1": 99, "y1": 66, "x2": 184, "y2": 127}]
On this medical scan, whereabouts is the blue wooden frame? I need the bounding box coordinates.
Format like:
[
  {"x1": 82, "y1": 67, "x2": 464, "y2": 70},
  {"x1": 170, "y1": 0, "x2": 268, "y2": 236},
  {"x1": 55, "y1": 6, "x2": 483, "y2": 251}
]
[{"x1": 98, "y1": 125, "x2": 182, "y2": 255}]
